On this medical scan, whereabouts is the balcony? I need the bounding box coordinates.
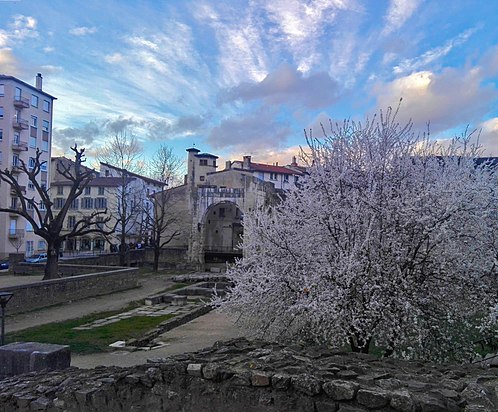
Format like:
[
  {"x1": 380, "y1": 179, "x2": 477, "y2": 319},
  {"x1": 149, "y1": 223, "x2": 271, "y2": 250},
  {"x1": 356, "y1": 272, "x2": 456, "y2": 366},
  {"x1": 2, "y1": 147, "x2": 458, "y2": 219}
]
[
  {"x1": 13, "y1": 117, "x2": 29, "y2": 130},
  {"x1": 8, "y1": 229, "x2": 24, "y2": 239},
  {"x1": 11, "y1": 141, "x2": 28, "y2": 151},
  {"x1": 13, "y1": 96, "x2": 29, "y2": 109}
]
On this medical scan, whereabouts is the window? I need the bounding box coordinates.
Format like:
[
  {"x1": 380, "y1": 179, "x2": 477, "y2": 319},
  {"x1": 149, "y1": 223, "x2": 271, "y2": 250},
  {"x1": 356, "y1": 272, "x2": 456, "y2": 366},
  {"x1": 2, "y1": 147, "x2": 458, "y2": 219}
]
[
  {"x1": 69, "y1": 199, "x2": 79, "y2": 209},
  {"x1": 42, "y1": 120, "x2": 49, "y2": 132},
  {"x1": 40, "y1": 162, "x2": 47, "y2": 172},
  {"x1": 68, "y1": 216, "x2": 76, "y2": 229},
  {"x1": 31, "y1": 115, "x2": 37, "y2": 128},
  {"x1": 283, "y1": 174, "x2": 289, "y2": 182},
  {"x1": 38, "y1": 240, "x2": 46, "y2": 250},
  {"x1": 29, "y1": 136, "x2": 36, "y2": 148},
  {"x1": 25, "y1": 222, "x2": 33, "y2": 232},
  {"x1": 200, "y1": 176, "x2": 205, "y2": 181},
  {"x1": 98, "y1": 187, "x2": 105, "y2": 195},
  {"x1": 28, "y1": 157, "x2": 35, "y2": 170},
  {"x1": 95, "y1": 198, "x2": 107, "y2": 209},
  {"x1": 0, "y1": 151, "x2": 2, "y2": 165},
  {"x1": 97, "y1": 217, "x2": 105, "y2": 230},
  {"x1": 41, "y1": 140, "x2": 48, "y2": 152},
  {"x1": 219, "y1": 207, "x2": 225, "y2": 218},
  {"x1": 0, "y1": 107, "x2": 3, "y2": 118},
  {"x1": 15, "y1": 87, "x2": 21, "y2": 99},
  {"x1": 0, "y1": 129, "x2": 2, "y2": 141},
  {"x1": 41, "y1": 181, "x2": 47, "y2": 191},
  {"x1": 82, "y1": 198, "x2": 93, "y2": 209},
  {"x1": 12, "y1": 154, "x2": 19, "y2": 167},
  {"x1": 39, "y1": 201, "x2": 46, "y2": 211},
  {"x1": 57, "y1": 186, "x2": 63, "y2": 195},
  {"x1": 26, "y1": 241, "x2": 34, "y2": 256},
  {"x1": 84, "y1": 186, "x2": 91, "y2": 195},
  {"x1": 28, "y1": 182, "x2": 34, "y2": 190},
  {"x1": 0, "y1": 84, "x2": 4, "y2": 96},
  {"x1": 54, "y1": 198, "x2": 64, "y2": 209},
  {"x1": 10, "y1": 197, "x2": 17, "y2": 209},
  {"x1": 200, "y1": 159, "x2": 208, "y2": 166},
  {"x1": 31, "y1": 95, "x2": 38, "y2": 107},
  {"x1": 43, "y1": 100, "x2": 50, "y2": 112},
  {"x1": 270, "y1": 172, "x2": 278, "y2": 180},
  {"x1": 27, "y1": 200, "x2": 33, "y2": 210},
  {"x1": 13, "y1": 132, "x2": 20, "y2": 144}
]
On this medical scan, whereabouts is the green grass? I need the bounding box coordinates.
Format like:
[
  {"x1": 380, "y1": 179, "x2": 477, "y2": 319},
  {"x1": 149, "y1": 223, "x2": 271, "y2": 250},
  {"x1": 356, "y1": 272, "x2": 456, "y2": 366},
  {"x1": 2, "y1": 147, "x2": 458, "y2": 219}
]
[{"x1": 7, "y1": 310, "x2": 175, "y2": 355}]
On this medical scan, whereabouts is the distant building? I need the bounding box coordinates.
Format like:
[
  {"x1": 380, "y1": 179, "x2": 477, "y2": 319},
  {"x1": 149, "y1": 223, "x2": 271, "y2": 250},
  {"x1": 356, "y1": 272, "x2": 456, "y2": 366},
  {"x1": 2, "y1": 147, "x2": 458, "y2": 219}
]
[
  {"x1": 49, "y1": 158, "x2": 164, "y2": 253},
  {"x1": 156, "y1": 148, "x2": 305, "y2": 267},
  {"x1": 0, "y1": 73, "x2": 56, "y2": 258}
]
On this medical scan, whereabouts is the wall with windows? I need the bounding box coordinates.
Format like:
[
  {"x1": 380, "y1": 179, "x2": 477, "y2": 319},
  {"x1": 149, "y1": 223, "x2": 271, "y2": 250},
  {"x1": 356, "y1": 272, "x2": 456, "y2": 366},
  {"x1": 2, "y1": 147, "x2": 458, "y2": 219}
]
[{"x1": 0, "y1": 74, "x2": 55, "y2": 258}]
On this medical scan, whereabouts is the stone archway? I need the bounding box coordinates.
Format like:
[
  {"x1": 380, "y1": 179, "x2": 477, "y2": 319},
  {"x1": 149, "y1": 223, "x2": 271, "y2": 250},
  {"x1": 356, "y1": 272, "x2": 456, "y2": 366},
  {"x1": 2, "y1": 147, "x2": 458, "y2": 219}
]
[{"x1": 201, "y1": 201, "x2": 243, "y2": 262}]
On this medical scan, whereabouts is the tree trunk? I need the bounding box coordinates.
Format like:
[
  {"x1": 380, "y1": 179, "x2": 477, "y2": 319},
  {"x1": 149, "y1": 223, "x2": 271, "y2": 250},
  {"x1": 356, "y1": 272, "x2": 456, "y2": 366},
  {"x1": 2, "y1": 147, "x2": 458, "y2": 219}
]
[
  {"x1": 153, "y1": 246, "x2": 160, "y2": 272},
  {"x1": 43, "y1": 241, "x2": 60, "y2": 280}
]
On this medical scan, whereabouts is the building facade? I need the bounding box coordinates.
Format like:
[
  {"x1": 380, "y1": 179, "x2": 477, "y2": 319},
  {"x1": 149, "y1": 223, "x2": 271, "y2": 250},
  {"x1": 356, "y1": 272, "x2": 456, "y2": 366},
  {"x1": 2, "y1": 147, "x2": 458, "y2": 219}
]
[
  {"x1": 0, "y1": 73, "x2": 56, "y2": 258},
  {"x1": 49, "y1": 158, "x2": 164, "y2": 254},
  {"x1": 158, "y1": 148, "x2": 305, "y2": 267}
]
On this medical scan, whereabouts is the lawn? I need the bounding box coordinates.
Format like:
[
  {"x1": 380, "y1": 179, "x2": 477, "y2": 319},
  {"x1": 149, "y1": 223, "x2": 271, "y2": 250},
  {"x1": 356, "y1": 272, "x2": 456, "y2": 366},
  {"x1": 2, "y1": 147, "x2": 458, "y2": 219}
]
[{"x1": 7, "y1": 309, "x2": 175, "y2": 354}]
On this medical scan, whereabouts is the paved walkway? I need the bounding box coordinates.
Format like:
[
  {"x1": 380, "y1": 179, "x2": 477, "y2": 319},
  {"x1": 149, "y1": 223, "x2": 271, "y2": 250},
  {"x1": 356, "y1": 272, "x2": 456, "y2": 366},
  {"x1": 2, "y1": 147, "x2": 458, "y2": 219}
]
[
  {"x1": 71, "y1": 311, "x2": 251, "y2": 369},
  {"x1": 5, "y1": 273, "x2": 175, "y2": 333},
  {"x1": 0, "y1": 273, "x2": 44, "y2": 288}
]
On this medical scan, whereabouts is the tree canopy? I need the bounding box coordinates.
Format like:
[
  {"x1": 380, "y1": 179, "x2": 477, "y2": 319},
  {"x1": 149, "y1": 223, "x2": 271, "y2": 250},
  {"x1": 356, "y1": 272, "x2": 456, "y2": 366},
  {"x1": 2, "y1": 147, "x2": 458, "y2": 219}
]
[{"x1": 217, "y1": 107, "x2": 498, "y2": 362}]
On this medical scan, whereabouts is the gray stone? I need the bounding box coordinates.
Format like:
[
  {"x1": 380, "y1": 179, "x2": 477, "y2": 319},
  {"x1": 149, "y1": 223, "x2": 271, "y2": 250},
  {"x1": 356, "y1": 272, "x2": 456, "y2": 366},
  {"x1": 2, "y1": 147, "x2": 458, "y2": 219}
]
[
  {"x1": 272, "y1": 373, "x2": 291, "y2": 390},
  {"x1": 323, "y1": 380, "x2": 358, "y2": 400},
  {"x1": 390, "y1": 390, "x2": 415, "y2": 412},
  {"x1": 357, "y1": 388, "x2": 390, "y2": 408},
  {"x1": 187, "y1": 363, "x2": 202, "y2": 377},
  {"x1": 315, "y1": 399, "x2": 338, "y2": 412},
  {"x1": 412, "y1": 393, "x2": 448, "y2": 412},
  {"x1": 336, "y1": 370, "x2": 358, "y2": 380},
  {"x1": 0, "y1": 342, "x2": 70, "y2": 378},
  {"x1": 291, "y1": 374, "x2": 321, "y2": 396}
]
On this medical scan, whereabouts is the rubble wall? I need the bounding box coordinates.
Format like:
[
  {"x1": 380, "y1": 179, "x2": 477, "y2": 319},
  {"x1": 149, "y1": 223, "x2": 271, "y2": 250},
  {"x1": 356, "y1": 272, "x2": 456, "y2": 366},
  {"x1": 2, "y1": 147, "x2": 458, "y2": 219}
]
[{"x1": 0, "y1": 338, "x2": 496, "y2": 411}]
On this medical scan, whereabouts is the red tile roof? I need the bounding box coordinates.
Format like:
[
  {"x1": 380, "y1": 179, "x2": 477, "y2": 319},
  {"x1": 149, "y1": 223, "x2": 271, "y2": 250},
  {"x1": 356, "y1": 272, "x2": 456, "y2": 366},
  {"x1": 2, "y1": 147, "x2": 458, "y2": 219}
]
[{"x1": 249, "y1": 162, "x2": 303, "y2": 175}]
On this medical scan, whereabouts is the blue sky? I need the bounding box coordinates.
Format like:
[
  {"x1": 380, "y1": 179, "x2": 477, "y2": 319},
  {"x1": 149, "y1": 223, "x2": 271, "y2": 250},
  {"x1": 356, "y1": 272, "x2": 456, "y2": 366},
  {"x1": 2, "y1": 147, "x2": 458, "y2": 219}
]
[{"x1": 1, "y1": 0, "x2": 498, "y2": 165}]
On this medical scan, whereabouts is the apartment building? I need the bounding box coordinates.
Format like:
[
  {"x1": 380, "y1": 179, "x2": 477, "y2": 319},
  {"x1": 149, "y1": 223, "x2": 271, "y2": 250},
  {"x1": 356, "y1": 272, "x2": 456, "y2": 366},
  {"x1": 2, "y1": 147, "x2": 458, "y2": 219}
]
[
  {"x1": 49, "y1": 159, "x2": 164, "y2": 253},
  {"x1": 0, "y1": 73, "x2": 56, "y2": 258}
]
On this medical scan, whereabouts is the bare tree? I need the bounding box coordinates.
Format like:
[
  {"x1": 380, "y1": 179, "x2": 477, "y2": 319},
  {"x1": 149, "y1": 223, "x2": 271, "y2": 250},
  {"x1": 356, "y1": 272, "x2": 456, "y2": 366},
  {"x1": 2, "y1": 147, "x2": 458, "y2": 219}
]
[
  {"x1": 145, "y1": 145, "x2": 183, "y2": 271},
  {"x1": 0, "y1": 146, "x2": 112, "y2": 280},
  {"x1": 97, "y1": 130, "x2": 145, "y2": 265}
]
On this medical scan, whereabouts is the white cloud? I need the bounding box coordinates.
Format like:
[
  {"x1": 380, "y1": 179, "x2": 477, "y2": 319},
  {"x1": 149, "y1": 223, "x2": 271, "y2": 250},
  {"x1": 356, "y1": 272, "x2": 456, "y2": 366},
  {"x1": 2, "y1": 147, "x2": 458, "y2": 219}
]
[
  {"x1": 373, "y1": 67, "x2": 497, "y2": 133},
  {"x1": 40, "y1": 64, "x2": 63, "y2": 74},
  {"x1": 69, "y1": 26, "x2": 97, "y2": 36},
  {"x1": 104, "y1": 52, "x2": 124, "y2": 64},
  {"x1": 478, "y1": 118, "x2": 498, "y2": 156},
  {"x1": 43, "y1": 46, "x2": 55, "y2": 53},
  {"x1": 0, "y1": 14, "x2": 38, "y2": 47},
  {"x1": 393, "y1": 28, "x2": 477, "y2": 74},
  {"x1": 0, "y1": 48, "x2": 20, "y2": 75},
  {"x1": 382, "y1": 0, "x2": 421, "y2": 36}
]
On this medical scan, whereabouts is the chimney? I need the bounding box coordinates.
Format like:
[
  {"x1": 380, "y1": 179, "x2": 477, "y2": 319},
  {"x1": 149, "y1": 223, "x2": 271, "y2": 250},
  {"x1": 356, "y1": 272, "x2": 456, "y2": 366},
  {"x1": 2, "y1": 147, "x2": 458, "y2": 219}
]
[
  {"x1": 275, "y1": 162, "x2": 278, "y2": 166},
  {"x1": 225, "y1": 160, "x2": 231, "y2": 170},
  {"x1": 243, "y1": 155, "x2": 251, "y2": 170},
  {"x1": 35, "y1": 73, "x2": 43, "y2": 90},
  {"x1": 291, "y1": 156, "x2": 297, "y2": 167}
]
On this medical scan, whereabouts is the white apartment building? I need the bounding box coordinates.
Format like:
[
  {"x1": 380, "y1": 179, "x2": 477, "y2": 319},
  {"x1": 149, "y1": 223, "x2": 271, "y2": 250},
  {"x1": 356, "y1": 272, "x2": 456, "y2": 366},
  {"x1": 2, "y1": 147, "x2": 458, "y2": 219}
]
[{"x1": 0, "y1": 73, "x2": 56, "y2": 258}]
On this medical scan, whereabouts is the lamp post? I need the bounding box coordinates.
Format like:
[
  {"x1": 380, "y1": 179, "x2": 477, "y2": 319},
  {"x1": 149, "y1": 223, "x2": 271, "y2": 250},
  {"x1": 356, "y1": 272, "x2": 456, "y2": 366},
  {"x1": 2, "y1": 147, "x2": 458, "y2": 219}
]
[{"x1": 0, "y1": 291, "x2": 14, "y2": 346}]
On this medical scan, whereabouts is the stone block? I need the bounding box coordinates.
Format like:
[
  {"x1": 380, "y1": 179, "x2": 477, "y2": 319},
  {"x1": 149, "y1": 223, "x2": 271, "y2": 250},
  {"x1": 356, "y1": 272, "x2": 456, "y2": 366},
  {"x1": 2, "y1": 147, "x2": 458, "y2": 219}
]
[
  {"x1": 323, "y1": 380, "x2": 358, "y2": 400},
  {"x1": 251, "y1": 372, "x2": 271, "y2": 386},
  {"x1": 357, "y1": 388, "x2": 390, "y2": 409},
  {"x1": 172, "y1": 295, "x2": 187, "y2": 306},
  {"x1": 187, "y1": 363, "x2": 203, "y2": 377},
  {"x1": 144, "y1": 295, "x2": 163, "y2": 305},
  {"x1": 0, "y1": 342, "x2": 70, "y2": 377}
]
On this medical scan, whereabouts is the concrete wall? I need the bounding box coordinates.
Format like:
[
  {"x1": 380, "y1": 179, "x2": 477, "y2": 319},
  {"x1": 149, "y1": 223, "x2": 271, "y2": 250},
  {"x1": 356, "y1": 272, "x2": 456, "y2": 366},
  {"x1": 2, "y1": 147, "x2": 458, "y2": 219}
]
[{"x1": 0, "y1": 267, "x2": 139, "y2": 314}]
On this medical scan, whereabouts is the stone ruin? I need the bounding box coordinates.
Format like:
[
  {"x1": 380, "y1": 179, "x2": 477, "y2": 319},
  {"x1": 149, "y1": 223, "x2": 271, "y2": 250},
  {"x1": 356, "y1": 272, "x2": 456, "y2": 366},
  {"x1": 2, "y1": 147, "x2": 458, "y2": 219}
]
[{"x1": 0, "y1": 337, "x2": 497, "y2": 411}]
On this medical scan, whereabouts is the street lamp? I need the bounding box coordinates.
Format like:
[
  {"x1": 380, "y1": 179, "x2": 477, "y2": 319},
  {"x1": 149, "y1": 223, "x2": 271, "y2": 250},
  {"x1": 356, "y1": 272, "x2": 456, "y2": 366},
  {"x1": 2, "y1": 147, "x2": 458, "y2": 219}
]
[{"x1": 0, "y1": 291, "x2": 14, "y2": 346}]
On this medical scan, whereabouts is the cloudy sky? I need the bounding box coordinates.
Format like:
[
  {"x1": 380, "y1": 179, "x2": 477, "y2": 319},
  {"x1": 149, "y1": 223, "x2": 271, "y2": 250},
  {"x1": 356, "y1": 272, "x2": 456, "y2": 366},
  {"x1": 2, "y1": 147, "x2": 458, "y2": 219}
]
[{"x1": 1, "y1": 0, "x2": 498, "y2": 165}]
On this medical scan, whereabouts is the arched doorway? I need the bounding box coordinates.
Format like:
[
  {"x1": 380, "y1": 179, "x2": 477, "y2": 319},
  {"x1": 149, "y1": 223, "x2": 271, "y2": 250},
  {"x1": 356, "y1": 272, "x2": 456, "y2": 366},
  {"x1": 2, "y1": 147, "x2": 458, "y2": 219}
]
[{"x1": 202, "y1": 201, "x2": 243, "y2": 263}]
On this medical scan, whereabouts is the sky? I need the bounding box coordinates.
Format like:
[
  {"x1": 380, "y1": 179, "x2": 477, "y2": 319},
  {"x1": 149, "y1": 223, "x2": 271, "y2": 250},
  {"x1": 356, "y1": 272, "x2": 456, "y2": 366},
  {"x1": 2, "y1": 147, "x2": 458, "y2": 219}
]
[{"x1": 1, "y1": 0, "x2": 498, "y2": 167}]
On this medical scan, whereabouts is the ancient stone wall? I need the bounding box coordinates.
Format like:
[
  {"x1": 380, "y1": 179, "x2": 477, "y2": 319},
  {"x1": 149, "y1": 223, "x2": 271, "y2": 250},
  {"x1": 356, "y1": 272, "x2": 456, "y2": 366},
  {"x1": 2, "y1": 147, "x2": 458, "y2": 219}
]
[
  {"x1": 0, "y1": 338, "x2": 496, "y2": 411},
  {"x1": 0, "y1": 267, "x2": 139, "y2": 314}
]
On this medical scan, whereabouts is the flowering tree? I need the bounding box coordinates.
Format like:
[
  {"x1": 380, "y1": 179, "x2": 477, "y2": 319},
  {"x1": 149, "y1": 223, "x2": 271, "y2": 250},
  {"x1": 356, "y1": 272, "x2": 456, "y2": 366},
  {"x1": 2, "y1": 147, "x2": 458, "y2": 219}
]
[{"x1": 218, "y1": 107, "x2": 498, "y2": 362}]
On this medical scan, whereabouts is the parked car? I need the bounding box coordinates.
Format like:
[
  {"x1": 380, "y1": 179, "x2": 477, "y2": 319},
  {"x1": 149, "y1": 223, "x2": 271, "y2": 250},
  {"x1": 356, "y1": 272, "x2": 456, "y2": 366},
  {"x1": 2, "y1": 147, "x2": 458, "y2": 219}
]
[
  {"x1": 25, "y1": 253, "x2": 48, "y2": 263},
  {"x1": 0, "y1": 259, "x2": 8, "y2": 270}
]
